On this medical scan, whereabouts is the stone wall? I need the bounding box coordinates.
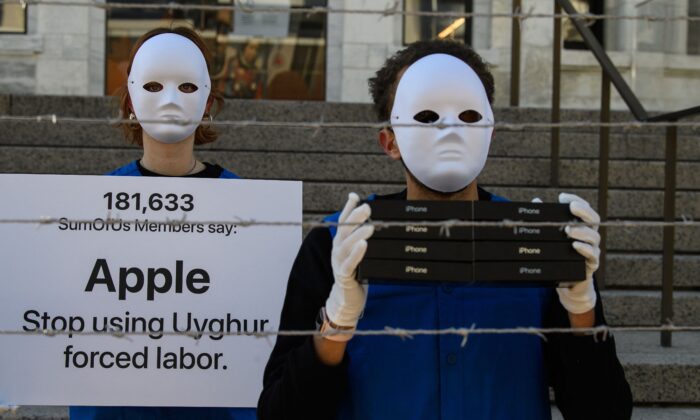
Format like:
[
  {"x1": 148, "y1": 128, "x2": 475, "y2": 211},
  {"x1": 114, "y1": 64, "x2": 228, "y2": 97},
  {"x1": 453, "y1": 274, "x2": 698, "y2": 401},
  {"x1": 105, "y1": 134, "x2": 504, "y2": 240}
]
[
  {"x1": 0, "y1": 0, "x2": 698, "y2": 112},
  {"x1": 0, "y1": 0, "x2": 104, "y2": 96}
]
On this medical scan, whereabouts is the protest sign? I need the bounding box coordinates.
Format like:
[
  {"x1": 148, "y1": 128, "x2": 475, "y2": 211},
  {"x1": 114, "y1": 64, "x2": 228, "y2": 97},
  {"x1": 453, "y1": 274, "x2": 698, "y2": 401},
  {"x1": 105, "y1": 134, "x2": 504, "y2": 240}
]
[{"x1": 0, "y1": 174, "x2": 301, "y2": 407}]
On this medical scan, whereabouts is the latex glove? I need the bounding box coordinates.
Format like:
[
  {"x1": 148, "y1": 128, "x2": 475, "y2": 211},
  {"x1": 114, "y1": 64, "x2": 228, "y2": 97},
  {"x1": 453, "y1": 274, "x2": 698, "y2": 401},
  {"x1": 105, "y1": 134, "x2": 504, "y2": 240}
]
[
  {"x1": 558, "y1": 193, "x2": 599, "y2": 314},
  {"x1": 325, "y1": 193, "x2": 374, "y2": 328}
]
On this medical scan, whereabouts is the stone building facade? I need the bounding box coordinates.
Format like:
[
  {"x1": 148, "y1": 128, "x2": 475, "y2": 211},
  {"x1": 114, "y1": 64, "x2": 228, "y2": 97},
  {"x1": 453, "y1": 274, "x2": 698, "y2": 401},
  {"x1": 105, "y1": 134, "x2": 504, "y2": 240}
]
[{"x1": 0, "y1": 0, "x2": 698, "y2": 112}]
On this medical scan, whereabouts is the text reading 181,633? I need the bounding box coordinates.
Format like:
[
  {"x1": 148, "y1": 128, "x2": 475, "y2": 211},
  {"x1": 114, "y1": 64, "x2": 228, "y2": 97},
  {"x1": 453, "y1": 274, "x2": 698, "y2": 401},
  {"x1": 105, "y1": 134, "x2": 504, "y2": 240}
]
[{"x1": 104, "y1": 192, "x2": 194, "y2": 214}]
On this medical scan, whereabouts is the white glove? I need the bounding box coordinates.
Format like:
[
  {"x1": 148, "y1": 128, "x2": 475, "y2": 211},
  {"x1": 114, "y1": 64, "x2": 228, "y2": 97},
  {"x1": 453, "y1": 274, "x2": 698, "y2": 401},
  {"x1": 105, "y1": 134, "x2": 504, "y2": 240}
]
[
  {"x1": 325, "y1": 193, "x2": 374, "y2": 328},
  {"x1": 558, "y1": 193, "x2": 599, "y2": 314}
]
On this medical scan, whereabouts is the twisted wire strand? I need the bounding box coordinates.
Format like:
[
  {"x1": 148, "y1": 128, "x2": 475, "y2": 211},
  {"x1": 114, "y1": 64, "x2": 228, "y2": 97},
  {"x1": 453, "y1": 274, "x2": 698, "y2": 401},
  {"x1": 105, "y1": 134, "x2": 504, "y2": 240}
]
[
  {"x1": 0, "y1": 325, "x2": 698, "y2": 345},
  {"x1": 0, "y1": 218, "x2": 698, "y2": 229},
  {"x1": 1, "y1": 115, "x2": 700, "y2": 131},
  {"x1": 0, "y1": 0, "x2": 699, "y2": 22}
]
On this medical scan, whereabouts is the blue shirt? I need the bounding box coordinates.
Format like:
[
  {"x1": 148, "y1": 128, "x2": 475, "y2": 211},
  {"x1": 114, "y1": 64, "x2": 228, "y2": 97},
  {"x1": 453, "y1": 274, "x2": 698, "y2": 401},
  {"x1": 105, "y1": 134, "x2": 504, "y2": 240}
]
[{"x1": 329, "y1": 191, "x2": 552, "y2": 420}]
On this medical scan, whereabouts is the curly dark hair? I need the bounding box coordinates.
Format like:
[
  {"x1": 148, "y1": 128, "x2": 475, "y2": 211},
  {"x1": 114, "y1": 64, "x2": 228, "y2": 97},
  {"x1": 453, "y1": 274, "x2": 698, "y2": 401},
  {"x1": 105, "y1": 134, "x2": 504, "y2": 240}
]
[{"x1": 368, "y1": 40, "x2": 495, "y2": 122}]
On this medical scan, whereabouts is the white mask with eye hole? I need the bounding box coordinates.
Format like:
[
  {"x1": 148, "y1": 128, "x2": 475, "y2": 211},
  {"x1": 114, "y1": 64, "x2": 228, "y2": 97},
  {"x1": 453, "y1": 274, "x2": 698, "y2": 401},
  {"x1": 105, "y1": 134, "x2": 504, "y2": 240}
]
[
  {"x1": 390, "y1": 53, "x2": 494, "y2": 193},
  {"x1": 128, "y1": 33, "x2": 211, "y2": 144}
]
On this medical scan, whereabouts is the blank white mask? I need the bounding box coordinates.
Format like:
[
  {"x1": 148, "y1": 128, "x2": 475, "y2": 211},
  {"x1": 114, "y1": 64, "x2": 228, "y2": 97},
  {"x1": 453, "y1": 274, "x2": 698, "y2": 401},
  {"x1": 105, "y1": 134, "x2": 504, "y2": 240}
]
[
  {"x1": 128, "y1": 33, "x2": 211, "y2": 144},
  {"x1": 390, "y1": 54, "x2": 494, "y2": 193}
]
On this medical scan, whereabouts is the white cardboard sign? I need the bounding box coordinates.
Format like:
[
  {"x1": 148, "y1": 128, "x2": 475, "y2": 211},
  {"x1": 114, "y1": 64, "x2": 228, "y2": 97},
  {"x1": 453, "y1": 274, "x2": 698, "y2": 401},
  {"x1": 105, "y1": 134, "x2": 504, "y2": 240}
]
[{"x1": 0, "y1": 174, "x2": 302, "y2": 407}]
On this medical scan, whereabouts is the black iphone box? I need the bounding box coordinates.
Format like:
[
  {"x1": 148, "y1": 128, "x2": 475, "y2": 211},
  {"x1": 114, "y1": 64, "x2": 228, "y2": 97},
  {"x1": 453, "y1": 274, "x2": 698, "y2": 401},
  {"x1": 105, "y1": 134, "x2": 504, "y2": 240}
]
[
  {"x1": 367, "y1": 200, "x2": 575, "y2": 242},
  {"x1": 366, "y1": 239, "x2": 583, "y2": 262},
  {"x1": 473, "y1": 201, "x2": 574, "y2": 222},
  {"x1": 366, "y1": 239, "x2": 473, "y2": 261},
  {"x1": 372, "y1": 224, "x2": 473, "y2": 241},
  {"x1": 358, "y1": 259, "x2": 472, "y2": 283},
  {"x1": 367, "y1": 200, "x2": 471, "y2": 220},
  {"x1": 358, "y1": 259, "x2": 585, "y2": 285}
]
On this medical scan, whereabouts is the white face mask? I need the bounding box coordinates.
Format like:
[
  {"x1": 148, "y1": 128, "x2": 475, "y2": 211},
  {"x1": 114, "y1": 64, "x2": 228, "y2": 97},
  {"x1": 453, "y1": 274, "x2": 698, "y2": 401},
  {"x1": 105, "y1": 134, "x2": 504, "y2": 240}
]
[
  {"x1": 390, "y1": 53, "x2": 494, "y2": 193},
  {"x1": 128, "y1": 33, "x2": 211, "y2": 144}
]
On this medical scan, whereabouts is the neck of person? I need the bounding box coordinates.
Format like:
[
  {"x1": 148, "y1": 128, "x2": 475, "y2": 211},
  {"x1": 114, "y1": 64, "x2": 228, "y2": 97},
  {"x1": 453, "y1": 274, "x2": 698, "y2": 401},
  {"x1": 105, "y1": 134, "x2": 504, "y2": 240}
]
[
  {"x1": 140, "y1": 133, "x2": 202, "y2": 176},
  {"x1": 406, "y1": 172, "x2": 479, "y2": 201}
]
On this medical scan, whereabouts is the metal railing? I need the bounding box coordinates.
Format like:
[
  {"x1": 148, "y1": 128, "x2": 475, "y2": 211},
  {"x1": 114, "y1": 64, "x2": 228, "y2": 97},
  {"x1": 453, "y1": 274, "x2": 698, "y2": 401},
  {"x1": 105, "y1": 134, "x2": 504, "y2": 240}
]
[{"x1": 509, "y1": 0, "x2": 700, "y2": 347}]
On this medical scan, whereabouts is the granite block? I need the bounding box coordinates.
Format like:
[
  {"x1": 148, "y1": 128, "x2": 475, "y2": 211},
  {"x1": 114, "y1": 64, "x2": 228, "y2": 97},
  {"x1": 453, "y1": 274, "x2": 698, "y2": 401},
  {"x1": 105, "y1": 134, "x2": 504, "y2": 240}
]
[
  {"x1": 605, "y1": 225, "x2": 700, "y2": 253},
  {"x1": 616, "y1": 332, "x2": 700, "y2": 404},
  {"x1": 0, "y1": 95, "x2": 10, "y2": 114},
  {"x1": 300, "y1": 184, "x2": 700, "y2": 220},
  {"x1": 0, "y1": 146, "x2": 139, "y2": 175},
  {"x1": 0, "y1": 121, "x2": 124, "y2": 147},
  {"x1": 0, "y1": 61, "x2": 36, "y2": 80},
  {"x1": 9, "y1": 95, "x2": 118, "y2": 117},
  {"x1": 605, "y1": 254, "x2": 700, "y2": 288},
  {"x1": 0, "y1": 406, "x2": 68, "y2": 419},
  {"x1": 559, "y1": 160, "x2": 700, "y2": 190},
  {"x1": 601, "y1": 290, "x2": 700, "y2": 326}
]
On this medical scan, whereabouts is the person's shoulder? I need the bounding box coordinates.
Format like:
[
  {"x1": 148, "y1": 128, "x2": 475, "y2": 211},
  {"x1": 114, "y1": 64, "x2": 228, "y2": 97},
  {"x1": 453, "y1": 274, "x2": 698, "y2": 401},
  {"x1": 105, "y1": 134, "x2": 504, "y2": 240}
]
[
  {"x1": 107, "y1": 161, "x2": 141, "y2": 177},
  {"x1": 218, "y1": 166, "x2": 240, "y2": 179},
  {"x1": 478, "y1": 186, "x2": 509, "y2": 202}
]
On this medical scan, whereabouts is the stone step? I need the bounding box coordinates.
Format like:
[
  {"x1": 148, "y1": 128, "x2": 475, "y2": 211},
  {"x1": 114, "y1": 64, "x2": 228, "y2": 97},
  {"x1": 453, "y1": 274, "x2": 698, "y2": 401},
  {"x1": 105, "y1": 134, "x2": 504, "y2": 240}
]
[
  {"x1": 3, "y1": 95, "x2": 696, "y2": 135},
  {"x1": 1, "y1": 334, "x2": 698, "y2": 416},
  {"x1": 605, "y1": 254, "x2": 700, "y2": 289},
  {"x1": 601, "y1": 291, "x2": 700, "y2": 326},
  {"x1": 2, "y1": 147, "x2": 700, "y2": 191},
  {"x1": 5, "y1": 404, "x2": 700, "y2": 420},
  {"x1": 553, "y1": 407, "x2": 700, "y2": 420},
  {"x1": 1, "y1": 121, "x2": 698, "y2": 162},
  {"x1": 614, "y1": 332, "x2": 700, "y2": 404},
  {"x1": 300, "y1": 183, "x2": 700, "y2": 219},
  {"x1": 3, "y1": 145, "x2": 700, "y2": 252}
]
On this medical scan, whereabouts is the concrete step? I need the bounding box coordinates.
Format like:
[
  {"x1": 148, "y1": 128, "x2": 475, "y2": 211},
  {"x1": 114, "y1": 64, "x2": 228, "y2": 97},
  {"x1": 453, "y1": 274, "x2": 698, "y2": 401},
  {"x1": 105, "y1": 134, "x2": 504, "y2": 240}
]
[
  {"x1": 3, "y1": 148, "x2": 700, "y2": 251},
  {"x1": 1, "y1": 334, "x2": 698, "y2": 416},
  {"x1": 552, "y1": 406, "x2": 700, "y2": 419},
  {"x1": 2, "y1": 120, "x2": 699, "y2": 162},
  {"x1": 300, "y1": 183, "x2": 700, "y2": 219},
  {"x1": 3, "y1": 95, "x2": 696, "y2": 135},
  {"x1": 615, "y1": 332, "x2": 700, "y2": 404},
  {"x1": 0, "y1": 406, "x2": 67, "y2": 420},
  {"x1": 605, "y1": 254, "x2": 700, "y2": 289},
  {"x1": 5, "y1": 405, "x2": 700, "y2": 420},
  {"x1": 601, "y1": 291, "x2": 700, "y2": 326},
  {"x1": 2, "y1": 146, "x2": 700, "y2": 191}
]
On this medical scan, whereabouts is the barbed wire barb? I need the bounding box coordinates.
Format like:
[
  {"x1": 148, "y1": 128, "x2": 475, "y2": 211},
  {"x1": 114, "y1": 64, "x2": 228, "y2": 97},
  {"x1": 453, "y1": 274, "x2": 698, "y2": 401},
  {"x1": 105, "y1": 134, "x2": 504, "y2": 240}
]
[
  {"x1": 0, "y1": 0, "x2": 698, "y2": 21},
  {"x1": 2, "y1": 114, "x2": 700, "y2": 131},
  {"x1": 1, "y1": 217, "x2": 700, "y2": 229},
  {"x1": 3, "y1": 324, "x2": 700, "y2": 339}
]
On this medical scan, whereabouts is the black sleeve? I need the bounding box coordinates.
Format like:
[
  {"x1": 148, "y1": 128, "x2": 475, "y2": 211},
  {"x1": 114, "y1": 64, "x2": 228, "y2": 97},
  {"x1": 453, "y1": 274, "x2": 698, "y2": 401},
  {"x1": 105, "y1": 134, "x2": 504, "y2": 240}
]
[
  {"x1": 545, "y1": 280, "x2": 633, "y2": 420},
  {"x1": 257, "y1": 228, "x2": 348, "y2": 420}
]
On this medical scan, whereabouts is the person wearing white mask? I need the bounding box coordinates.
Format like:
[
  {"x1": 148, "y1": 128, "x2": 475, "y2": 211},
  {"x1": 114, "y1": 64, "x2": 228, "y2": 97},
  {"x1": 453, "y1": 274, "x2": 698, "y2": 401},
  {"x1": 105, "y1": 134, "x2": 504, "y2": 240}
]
[
  {"x1": 70, "y1": 28, "x2": 255, "y2": 420},
  {"x1": 259, "y1": 41, "x2": 632, "y2": 420}
]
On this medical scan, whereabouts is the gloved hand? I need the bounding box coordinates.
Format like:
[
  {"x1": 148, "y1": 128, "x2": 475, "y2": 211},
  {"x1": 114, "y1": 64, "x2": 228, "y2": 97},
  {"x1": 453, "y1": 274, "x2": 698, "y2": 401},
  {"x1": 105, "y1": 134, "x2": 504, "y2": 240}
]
[
  {"x1": 558, "y1": 193, "x2": 599, "y2": 314},
  {"x1": 325, "y1": 193, "x2": 374, "y2": 328}
]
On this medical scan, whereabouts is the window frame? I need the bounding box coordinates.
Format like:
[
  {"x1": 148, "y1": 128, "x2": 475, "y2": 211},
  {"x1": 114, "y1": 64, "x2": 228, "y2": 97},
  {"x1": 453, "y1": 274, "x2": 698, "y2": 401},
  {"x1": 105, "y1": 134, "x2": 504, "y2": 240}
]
[
  {"x1": 0, "y1": 3, "x2": 28, "y2": 34},
  {"x1": 402, "y1": 0, "x2": 474, "y2": 46}
]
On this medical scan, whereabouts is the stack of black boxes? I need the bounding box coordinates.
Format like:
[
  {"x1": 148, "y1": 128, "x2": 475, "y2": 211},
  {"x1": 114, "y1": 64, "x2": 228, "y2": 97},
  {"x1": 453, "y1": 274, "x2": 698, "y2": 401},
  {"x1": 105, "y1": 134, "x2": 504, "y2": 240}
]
[{"x1": 359, "y1": 200, "x2": 585, "y2": 286}]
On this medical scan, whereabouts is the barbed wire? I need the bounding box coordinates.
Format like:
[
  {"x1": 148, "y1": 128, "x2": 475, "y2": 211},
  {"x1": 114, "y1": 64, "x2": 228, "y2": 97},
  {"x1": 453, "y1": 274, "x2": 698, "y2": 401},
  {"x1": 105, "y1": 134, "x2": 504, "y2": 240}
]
[
  {"x1": 1, "y1": 0, "x2": 699, "y2": 22},
  {"x1": 0, "y1": 325, "x2": 698, "y2": 347},
  {"x1": 0, "y1": 217, "x2": 698, "y2": 229},
  {"x1": 1, "y1": 115, "x2": 700, "y2": 131}
]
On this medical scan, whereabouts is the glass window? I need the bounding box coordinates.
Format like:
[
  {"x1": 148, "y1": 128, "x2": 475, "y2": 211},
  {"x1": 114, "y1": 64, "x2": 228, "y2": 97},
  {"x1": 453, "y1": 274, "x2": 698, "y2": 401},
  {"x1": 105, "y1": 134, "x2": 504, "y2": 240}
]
[
  {"x1": 404, "y1": 0, "x2": 473, "y2": 45},
  {"x1": 0, "y1": 3, "x2": 26, "y2": 33},
  {"x1": 106, "y1": 0, "x2": 327, "y2": 100},
  {"x1": 563, "y1": 0, "x2": 605, "y2": 50}
]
